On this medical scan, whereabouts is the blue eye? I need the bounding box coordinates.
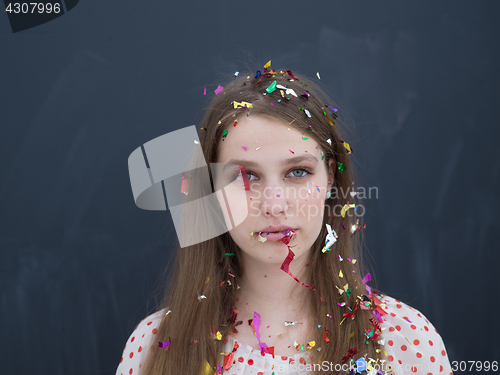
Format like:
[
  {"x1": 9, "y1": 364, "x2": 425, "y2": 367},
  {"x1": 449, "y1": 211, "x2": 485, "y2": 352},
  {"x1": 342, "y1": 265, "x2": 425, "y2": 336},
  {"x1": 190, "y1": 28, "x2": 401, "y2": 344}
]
[
  {"x1": 231, "y1": 167, "x2": 313, "y2": 181},
  {"x1": 286, "y1": 168, "x2": 313, "y2": 178}
]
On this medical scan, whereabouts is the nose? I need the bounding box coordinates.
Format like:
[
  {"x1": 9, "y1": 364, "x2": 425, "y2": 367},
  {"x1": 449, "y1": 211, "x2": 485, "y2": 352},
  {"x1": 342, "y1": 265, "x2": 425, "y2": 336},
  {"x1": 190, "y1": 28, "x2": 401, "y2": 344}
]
[{"x1": 259, "y1": 183, "x2": 289, "y2": 216}]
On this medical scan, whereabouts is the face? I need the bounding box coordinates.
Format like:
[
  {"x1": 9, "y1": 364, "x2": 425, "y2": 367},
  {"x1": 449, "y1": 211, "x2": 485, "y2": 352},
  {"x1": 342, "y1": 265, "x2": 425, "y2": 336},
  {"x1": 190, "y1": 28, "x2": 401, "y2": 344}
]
[{"x1": 214, "y1": 115, "x2": 335, "y2": 268}]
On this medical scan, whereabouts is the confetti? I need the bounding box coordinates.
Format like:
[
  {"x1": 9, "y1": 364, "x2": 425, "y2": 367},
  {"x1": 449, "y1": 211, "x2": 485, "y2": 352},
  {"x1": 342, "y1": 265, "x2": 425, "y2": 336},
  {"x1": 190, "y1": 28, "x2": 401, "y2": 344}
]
[
  {"x1": 326, "y1": 138, "x2": 332, "y2": 145},
  {"x1": 340, "y1": 203, "x2": 355, "y2": 218},
  {"x1": 242, "y1": 146, "x2": 247, "y2": 151},
  {"x1": 304, "y1": 109, "x2": 311, "y2": 118},
  {"x1": 233, "y1": 101, "x2": 253, "y2": 109},
  {"x1": 203, "y1": 87, "x2": 206, "y2": 95},
  {"x1": 343, "y1": 141, "x2": 353, "y2": 154},
  {"x1": 263, "y1": 60, "x2": 271, "y2": 70},
  {"x1": 222, "y1": 130, "x2": 228, "y2": 138},
  {"x1": 234, "y1": 71, "x2": 239, "y2": 76},
  {"x1": 214, "y1": 85, "x2": 224, "y2": 95},
  {"x1": 278, "y1": 231, "x2": 316, "y2": 290},
  {"x1": 180, "y1": 172, "x2": 189, "y2": 195},
  {"x1": 337, "y1": 161, "x2": 346, "y2": 172},
  {"x1": 159, "y1": 338, "x2": 171, "y2": 349},
  {"x1": 289, "y1": 149, "x2": 295, "y2": 154},
  {"x1": 253, "y1": 311, "x2": 269, "y2": 353},
  {"x1": 316, "y1": 72, "x2": 321, "y2": 79},
  {"x1": 321, "y1": 223, "x2": 338, "y2": 253},
  {"x1": 266, "y1": 80, "x2": 277, "y2": 94}
]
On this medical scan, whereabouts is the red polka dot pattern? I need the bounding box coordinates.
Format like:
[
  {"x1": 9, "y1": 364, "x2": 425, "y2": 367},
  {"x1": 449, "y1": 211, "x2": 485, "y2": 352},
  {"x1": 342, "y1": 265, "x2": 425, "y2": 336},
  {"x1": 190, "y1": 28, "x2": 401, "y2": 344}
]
[
  {"x1": 379, "y1": 295, "x2": 453, "y2": 375},
  {"x1": 115, "y1": 295, "x2": 453, "y2": 375}
]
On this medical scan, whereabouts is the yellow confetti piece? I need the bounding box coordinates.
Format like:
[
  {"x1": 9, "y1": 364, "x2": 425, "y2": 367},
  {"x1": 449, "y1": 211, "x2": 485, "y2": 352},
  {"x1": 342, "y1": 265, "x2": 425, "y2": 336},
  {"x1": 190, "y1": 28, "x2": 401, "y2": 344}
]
[
  {"x1": 350, "y1": 331, "x2": 355, "y2": 338},
  {"x1": 216, "y1": 331, "x2": 222, "y2": 340},
  {"x1": 306, "y1": 341, "x2": 316, "y2": 349},
  {"x1": 264, "y1": 60, "x2": 271, "y2": 69},
  {"x1": 343, "y1": 284, "x2": 349, "y2": 291},
  {"x1": 343, "y1": 141, "x2": 352, "y2": 153},
  {"x1": 250, "y1": 232, "x2": 254, "y2": 236},
  {"x1": 233, "y1": 101, "x2": 253, "y2": 109},
  {"x1": 325, "y1": 113, "x2": 335, "y2": 126},
  {"x1": 218, "y1": 120, "x2": 221, "y2": 124},
  {"x1": 340, "y1": 203, "x2": 355, "y2": 218},
  {"x1": 339, "y1": 270, "x2": 343, "y2": 278},
  {"x1": 203, "y1": 360, "x2": 211, "y2": 375},
  {"x1": 205, "y1": 277, "x2": 209, "y2": 284},
  {"x1": 352, "y1": 259, "x2": 357, "y2": 264},
  {"x1": 258, "y1": 234, "x2": 267, "y2": 243}
]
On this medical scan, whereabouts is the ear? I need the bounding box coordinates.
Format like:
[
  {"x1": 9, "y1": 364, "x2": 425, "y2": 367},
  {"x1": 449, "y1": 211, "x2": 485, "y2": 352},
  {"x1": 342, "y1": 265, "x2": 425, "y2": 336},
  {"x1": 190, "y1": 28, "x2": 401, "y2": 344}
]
[{"x1": 327, "y1": 158, "x2": 336, "y2": 190}]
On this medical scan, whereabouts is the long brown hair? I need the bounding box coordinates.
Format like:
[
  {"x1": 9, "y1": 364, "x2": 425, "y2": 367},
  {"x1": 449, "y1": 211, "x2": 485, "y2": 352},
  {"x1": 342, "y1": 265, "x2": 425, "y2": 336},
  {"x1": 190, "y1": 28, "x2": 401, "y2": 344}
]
[{"x1": 141, "y1": 68, "x2": 386, "y2": 374}]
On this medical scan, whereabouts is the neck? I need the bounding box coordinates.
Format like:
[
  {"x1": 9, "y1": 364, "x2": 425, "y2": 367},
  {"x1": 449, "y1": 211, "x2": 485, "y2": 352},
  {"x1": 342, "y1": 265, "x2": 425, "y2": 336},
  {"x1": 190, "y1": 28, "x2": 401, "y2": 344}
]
[{"x1": 234, "y1": 250, "x2": 313, "y2": 323}]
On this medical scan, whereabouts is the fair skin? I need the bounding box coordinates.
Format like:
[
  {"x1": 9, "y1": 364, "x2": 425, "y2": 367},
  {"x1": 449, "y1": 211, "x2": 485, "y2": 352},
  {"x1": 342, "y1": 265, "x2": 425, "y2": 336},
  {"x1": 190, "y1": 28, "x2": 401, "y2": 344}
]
[{"x1": 215, "y1": 115, "x2": 335, "y2": 356}]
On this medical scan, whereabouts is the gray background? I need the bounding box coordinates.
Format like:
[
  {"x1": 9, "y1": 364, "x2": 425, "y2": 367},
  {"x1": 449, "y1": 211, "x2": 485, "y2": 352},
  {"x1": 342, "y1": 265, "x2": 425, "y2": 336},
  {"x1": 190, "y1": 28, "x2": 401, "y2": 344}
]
[{"x1": 1, "y1": 1, "x2": 498, "y2": 374}]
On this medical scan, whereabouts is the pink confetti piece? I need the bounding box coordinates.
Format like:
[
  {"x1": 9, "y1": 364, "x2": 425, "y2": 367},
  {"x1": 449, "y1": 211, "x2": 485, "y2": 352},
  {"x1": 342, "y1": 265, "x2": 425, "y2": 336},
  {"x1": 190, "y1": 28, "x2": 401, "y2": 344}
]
[
  {"x1": 204, "y1": 87, "x2": 206, "y2": 95},
  {"x1": 158, "y1": 338, "x2": 171, "y2": 348},
  {"x1": 242, "y1": 146, "x2": 247, "y2": 151},
  {"x1": 253, "y1": 311, "x2": 269, "y2": 353},
  {"x1": 289, "y1": 149, "x2": 295, "y2": 154},
  {"x1": 214, "y1": 85, "x2": 224, "y2": 95}
]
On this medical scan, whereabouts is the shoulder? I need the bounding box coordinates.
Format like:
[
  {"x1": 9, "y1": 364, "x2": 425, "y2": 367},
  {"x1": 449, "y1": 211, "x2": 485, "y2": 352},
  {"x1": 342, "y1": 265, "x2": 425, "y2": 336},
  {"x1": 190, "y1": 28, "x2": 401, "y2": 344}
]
[
  {"x1": 377, "y1": 295, "x2": 453, "y2": 375},
  {"x1": 115, "y1": 309, "x2": 168, "y2": 375}
]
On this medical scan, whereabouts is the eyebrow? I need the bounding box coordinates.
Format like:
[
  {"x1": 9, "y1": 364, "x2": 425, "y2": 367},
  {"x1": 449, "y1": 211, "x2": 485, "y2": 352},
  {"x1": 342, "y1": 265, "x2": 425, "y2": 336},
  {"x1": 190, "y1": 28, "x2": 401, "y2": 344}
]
[{"x1": 223, "y1": 154, "x2": 319, "y2": 172}]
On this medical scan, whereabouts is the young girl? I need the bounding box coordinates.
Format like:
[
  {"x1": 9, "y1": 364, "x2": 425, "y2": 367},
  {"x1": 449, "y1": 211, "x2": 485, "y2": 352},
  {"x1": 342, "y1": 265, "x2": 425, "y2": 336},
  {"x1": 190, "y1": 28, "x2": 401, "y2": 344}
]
[{"x1": 117, "y1": 65, "x2": 453, "y2": 375}]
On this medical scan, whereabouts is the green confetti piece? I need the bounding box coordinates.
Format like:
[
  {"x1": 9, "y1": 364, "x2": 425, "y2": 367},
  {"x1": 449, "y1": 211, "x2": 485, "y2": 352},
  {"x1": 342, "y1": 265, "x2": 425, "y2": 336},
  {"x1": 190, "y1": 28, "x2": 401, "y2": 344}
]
[
  {"x1": 266, "y1": 80, "x2": 277, "y2": 94},
  {"x1": 346, "y1": 288, "x2": 351, "y2": 297},
  {"x1": 222, "y1": 130, "x2": 228, "y2": 138},
  {"x1": 322, "y1": 154, "x2": 325, "y2": 160},
  {"x1": 302, "y1": 136, "x2": 308, "y2": 140},
  {"x1": 337, "y1": 161, "x2": 346, "y2": 172},
  {"x1": 298, "y1": 107, "x2": 304, "y2": 111},
  {"x1": 225, "y1": 253, "x2": 235, "y2": 256}
]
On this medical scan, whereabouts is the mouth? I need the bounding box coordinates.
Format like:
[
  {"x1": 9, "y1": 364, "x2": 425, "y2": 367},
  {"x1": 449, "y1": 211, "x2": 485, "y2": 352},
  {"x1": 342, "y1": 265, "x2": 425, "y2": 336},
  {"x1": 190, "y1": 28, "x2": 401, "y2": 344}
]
[{"x1": 257, "y1": 229, "x2": 297, "y2": 241}]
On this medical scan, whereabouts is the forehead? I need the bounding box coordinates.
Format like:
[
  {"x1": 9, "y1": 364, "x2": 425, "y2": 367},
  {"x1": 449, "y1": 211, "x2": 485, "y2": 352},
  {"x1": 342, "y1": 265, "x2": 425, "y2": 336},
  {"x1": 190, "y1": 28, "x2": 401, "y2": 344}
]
[{"x1": 216, "y1": 115, "x2": 322, "y2": 163}]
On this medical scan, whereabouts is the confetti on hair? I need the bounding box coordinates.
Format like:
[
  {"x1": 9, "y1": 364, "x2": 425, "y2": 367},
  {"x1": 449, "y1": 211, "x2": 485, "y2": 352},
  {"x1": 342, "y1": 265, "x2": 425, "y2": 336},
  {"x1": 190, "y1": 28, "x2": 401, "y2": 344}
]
[
  {"x1": 233, "y1": 101, "x2": 253, "y2": 109},
  {"x1": 337, "y1": 162, "x2": 346, "y2": 172},
  {"x1": 326, "y1": 138, "x2": 332, "y2": 145},
  {"x1": 304, "y1": 108, "x2": 311, "y2": 118},
  {"x1": 343, "y1": 141, "x2": 353, "y2": 154},
  {"x1": 340, "y1": 203, "x2": 355, "y2": 218},
  {"x1": 321, "y1": 328, "x2": 330, "y2": 345},
  {"x1": 214, "y1": 85, "x2": 224, "y2": 95},
  {"x1": 255, "y1": 70, "x2": 261, "y2": 79},
  {"x1": 263, "y1": 60, "x2": 271, "y2": 69},
  {"x1": 324, "y1": 112, "x2": 336, "y2": 126},
  {"x1": 225, "y1": 252, "x2": 235, "y2": 256},
  {"x1": 286, "y1": 70, "x2": 299, "y2": 81},
  {"x1": 266, "y1": 80, "x2": 277, "y2": 94},
  {"x1": 159, "y1": 338, "x2": 171, "y2": 349},
  {"x1": 322, "y1": 223, "x2": 338, "y2": 253}
]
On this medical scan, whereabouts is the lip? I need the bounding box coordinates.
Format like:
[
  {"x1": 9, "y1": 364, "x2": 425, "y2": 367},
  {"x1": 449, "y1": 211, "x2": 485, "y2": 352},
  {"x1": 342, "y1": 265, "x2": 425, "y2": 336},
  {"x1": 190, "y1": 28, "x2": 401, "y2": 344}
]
[{"x1": 257, "y1": 225, "x2": 296, "y2": 234}]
